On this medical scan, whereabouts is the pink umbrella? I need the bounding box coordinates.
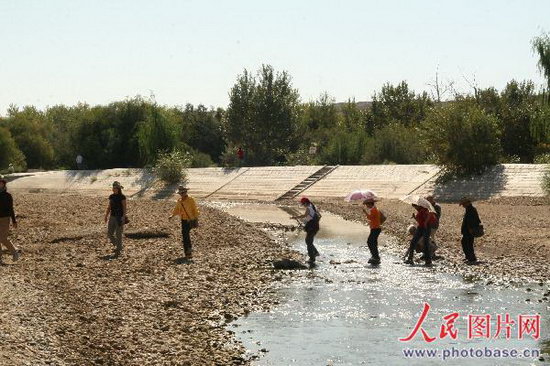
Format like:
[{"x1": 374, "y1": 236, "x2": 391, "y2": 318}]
[{"x1": 344, "y1": 189, "x2": 379, "y2": 202}]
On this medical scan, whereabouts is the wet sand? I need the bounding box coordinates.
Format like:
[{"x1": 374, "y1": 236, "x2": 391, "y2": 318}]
[
  {"x1": 316, "y1": 196, "x2": 550, "y2": 284},
  {"x1": 0, "y1": 194, "x2": 298, "y2": 365}
]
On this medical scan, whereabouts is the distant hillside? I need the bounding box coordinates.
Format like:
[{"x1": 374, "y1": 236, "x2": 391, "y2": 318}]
[{"x1": 334, "y1": 101, "x2": 372, "y2": 110}]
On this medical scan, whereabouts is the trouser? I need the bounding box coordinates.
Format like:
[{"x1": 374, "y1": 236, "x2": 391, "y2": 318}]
[
  {"x1": 0, "y1": 217, "x2": 17, "y2": 258},
  {"x1": 304, "y1": 220, "x2": 320, "y2": 260},
  {"x1": 408, "y1": 226, "x2": 431, "y2": 262},
  {"x1": 367, "y1": 228, "x2": 381, "y2": 260},
  {"x1": 181, "y1": 220, "x2": 192, "y2": 257},
  {"x1": 461, "y1": 233, "x2": 476, "y2": 261},
  {"x1": 108, "y1": 216, "x2": 123, "y2": 252}
]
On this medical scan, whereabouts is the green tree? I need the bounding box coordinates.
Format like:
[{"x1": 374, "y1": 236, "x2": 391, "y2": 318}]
[
  {"x1": 225, "y1": 65, "x2": 301, "y2": 165},
  {"x1": 367, "y1": 81, "x2": 433, "y2": 133},
  {"x1": 421, "y1": 99, "x2": 502, "y2": 175},
  {"x1": 176, "y1": 104, "x2": 226, "y2": 163},
  {"x1": 362, "y1": 123, "x2": 426, "y2": 164},
  {"x1": 532, "y1": 32, "x2": 550, "y2": 104},
  {"x1": 3, "y1": 106, "x2": 55, "y2": 169},
  {"x1": 136, "y1": 103, "x2": 181, "y2": 164},
  {"x1": 0, "y1": 127, "x2": 26, "y2": 171}
]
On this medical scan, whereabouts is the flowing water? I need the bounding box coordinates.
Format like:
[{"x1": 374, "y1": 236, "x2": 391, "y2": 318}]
[{"x1": 224, "y1": 203, "x2": 550, "y2": 366}]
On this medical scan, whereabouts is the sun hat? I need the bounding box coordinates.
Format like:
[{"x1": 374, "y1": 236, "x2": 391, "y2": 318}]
[
  {"x1": 177, "y1": 185, "x2": 188, "y2": 194},
  {"x1": 299, "y1": 197, "x2": 310, "y2": 205}
]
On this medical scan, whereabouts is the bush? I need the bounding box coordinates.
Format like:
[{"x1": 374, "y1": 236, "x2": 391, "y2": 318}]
[
  {"x1": 189, "y1": 151, "x2": 215, "y2": 168},
  {"x1": 534, "y1": 153, "x2": 550, "y2": 164},
  {"x1": 153, "y1": 150, "x2": 190, "y2": 185},
  {"x1": 420, "y1": 100, "x2": 502, "y2": 175}
]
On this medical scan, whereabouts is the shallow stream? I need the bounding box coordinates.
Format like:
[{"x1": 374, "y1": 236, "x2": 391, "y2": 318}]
[{"x1": 224, "y1": 203, "x2": 550, "y2": 366}]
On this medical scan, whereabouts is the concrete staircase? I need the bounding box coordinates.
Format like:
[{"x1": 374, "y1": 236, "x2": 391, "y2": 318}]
[{"x1": 275, "y1": 165, "x2": 338, "y2": 201}]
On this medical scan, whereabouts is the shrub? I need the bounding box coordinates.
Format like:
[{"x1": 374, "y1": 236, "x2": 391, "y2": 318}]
[
  {"x1": 420, "y1": 99, "x2": 502, "y2": 176},
  {"x1": 153, "y1": 150, "x2": 190, "y2": 185},
  {"x1": 534, "y1": 153, "x2": 550, "y2": 164}
]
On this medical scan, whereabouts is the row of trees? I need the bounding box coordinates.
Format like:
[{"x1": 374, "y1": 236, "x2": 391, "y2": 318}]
[{"x1": 1, "y1": 35, "x2": 549, "y2": 177}]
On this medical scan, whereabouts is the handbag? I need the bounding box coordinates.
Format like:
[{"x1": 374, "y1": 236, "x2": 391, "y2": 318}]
[
  {"x1": 471, "y1": 224, "x2": 484, "y2": 238},
  {"x1": 181, "y1": 201, "x2": 199, "y2": 229}
]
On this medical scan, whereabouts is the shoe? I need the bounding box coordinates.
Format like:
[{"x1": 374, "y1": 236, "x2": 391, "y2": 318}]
[
  {"x1": 308, "y1": 257, "x2": 316, "y2": 263},
  {"x1": 368, "y1": 257, "x2": 375, "y2": 264},
  {"x1": 425, "y1": 261, "x2": 433, "y2": 267},
  {"x1": 12, "y1": 250, "x2": 20, "y2": 262},
  {"x1": 370, "y1": 258, "x2": 381, "y2": 265},
  {"x1": 466, "y1": 260, "x2": 478, "y2": 265},
  {"x1": 404, "y1": 258, "x2": 414, "y2": 265}
]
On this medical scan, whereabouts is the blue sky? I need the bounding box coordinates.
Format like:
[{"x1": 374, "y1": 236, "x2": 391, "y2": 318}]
[{"x1": 0, "y1": 0, "x2": 549, "y2": 114}]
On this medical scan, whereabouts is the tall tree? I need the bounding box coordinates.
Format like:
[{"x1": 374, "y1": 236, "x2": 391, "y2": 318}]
[
  {"x1": 225, "y1": 65, "x2": 300, "y2": 165},
  {"x1": 532, "y1": 32, "x2": 550, "y2": 104}
]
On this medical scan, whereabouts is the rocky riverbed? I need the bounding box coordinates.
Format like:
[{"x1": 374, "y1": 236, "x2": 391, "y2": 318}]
[{"x1": 0, "y1": 194, "x2": 299, "y2": 365}]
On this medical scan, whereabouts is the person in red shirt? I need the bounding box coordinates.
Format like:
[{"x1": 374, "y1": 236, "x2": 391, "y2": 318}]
[
  {"x1": 362, "y1": 198, "x2": 382, "y2": 265},
  {"x1": 237, "y1": 147, "x2": 244, "y2": 166},
  {"x1": 405, "y1": 204, "x2": 432, "y2": 266}
]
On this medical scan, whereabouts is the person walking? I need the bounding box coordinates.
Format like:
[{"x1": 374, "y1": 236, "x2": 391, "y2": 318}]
[
  {"x1": 292, "y1": 197, "x2": 321, "y2": 263},
  {"x1": 104, "y1": 181, "x2": 127, "y2": 257},
  {"x1": 169, "y1": 186, "x2": 199, "y2": 260},
  {"x1": 363, "y1": 197, "x2": 382, "y2": 265},
  {"x1": 405, "y1": 204, "x2": 432, "y2": 266},
  {"x1": 0, "y1": 178, "x2": 21, "y2": 263},
  {"x1": 459, "y1": 197, "x2": 481, "y2": 264}
]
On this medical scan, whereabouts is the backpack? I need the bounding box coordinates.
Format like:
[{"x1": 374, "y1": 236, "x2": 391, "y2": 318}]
[{"x1": 379, "y1": 210, "x2": 387, "y2": 225}]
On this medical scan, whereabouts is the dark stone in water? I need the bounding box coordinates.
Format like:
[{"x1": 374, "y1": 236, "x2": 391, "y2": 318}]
[{"x1": 273, "y1": 259, "x2": 307, "y2": 270}]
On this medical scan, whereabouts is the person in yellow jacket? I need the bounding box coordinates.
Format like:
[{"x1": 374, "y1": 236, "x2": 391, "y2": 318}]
[{"x1": 169, "y1": 186, "x2": 199, "y2": 260}]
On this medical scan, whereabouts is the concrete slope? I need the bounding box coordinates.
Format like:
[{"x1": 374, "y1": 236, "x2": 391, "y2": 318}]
[
  {"x1": 209, "y1": 166, "x2": 324, "y2": 200},
  {"x1": 301, "y1": 165, "x2": 441, "y2": 199},
  {"x1": 414, "y1": 164, "x2": 548, "y2": 200}
]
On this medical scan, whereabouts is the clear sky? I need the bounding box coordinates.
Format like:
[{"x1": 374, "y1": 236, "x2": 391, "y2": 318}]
[{"x1": 1, "y1": 0, "x2": 549, "y2": 114}]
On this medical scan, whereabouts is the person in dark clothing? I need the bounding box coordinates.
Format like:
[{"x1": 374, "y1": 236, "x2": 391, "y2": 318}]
[
  {"x1": 460, "y1": 197, "x2": 481, "y2": 264},
  {"x1": 104, "y1": 181, "x2": 128, "y2": 256},
  {"x1": 292, "y1": 197, "x2": 320, "y2": 263},
  {"x1": 404, "y1": 204, "x2": 432, "y2": 266},
  {"x1": 0, "y1": 178, "x2": 21, "y2": 263}
]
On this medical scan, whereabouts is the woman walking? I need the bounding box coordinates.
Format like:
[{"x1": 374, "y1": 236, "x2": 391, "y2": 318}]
[
  {"x1": 363, "y1": 197, "x2": 382, "y2": 265},
  {"x1": 292, "y1": 197, "x2": 321, "y2": 263},
  {"x1": 169, "y1": 186, "x2": 199, "y2": 260},
  {"x1": 404, "y1": 204, "x2": 432, "y2": 266},
  {"x1": 104, "y1": 181, "x2": 127, "y2": 257},
  {"x1": 460, "y1": 197, "x2": 481, "y2": 264},
  {"x1": 0, "y1": 178, "x2": 20, "y2": 263}
]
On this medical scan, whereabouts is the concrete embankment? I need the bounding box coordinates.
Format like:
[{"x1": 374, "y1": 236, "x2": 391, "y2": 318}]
[{"x1": 5, "y1": 164, "x2": 548, "y2": 200}]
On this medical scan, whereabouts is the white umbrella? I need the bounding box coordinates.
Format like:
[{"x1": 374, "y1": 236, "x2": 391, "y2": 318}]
[
  {"x1": 400, "y1": 194, "x2": 435, "y2": 212},
  {"x1": 344, "y1": 189, "x2": 379, "y2": 202}
]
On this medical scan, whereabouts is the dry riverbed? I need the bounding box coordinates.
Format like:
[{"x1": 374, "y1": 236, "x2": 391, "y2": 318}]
[{"x1": 0, "y1": 194, "x2": 298, "y2": 365}]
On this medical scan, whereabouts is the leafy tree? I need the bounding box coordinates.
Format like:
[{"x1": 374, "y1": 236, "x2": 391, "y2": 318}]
[
  {"x1": 136, "y1": 103, "x2": 181, "y2": 164},
  {"x1": 421, "y1": 99, "x2": 502, "y2": 175},
  {"x1": 3, "y1": 106, "x2": 55, "y2": 169},
  {"x1": 225, "y1": 65, "x2": 301, "y2": 165},
  {"x1": 362, "y1": 123, "x2": 426, "y2": 164},
  {"x1": 532, "y1": 32, "x2": 550, "y2": 104},
  {"x1": 176, "y1": 104, "x2": 226, "y2": 163},
  {"x1": 368, "y1": 81, "x2": 433, "y2": 133},
  {"x1": 0, "y1": 127, "x2": 26, "y2": 171}
]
